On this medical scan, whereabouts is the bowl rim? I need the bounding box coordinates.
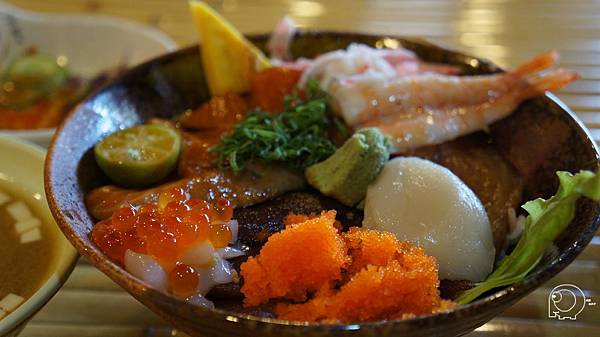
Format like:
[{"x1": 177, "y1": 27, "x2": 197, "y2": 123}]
[
  {"x1": 0, "y1": 1, "x2": 178, "y2": 141},
  {"x1": 44, "y1": 31, "x2": 600, "y2": 331},
  {"x1": 0, "y1": 135, "x2": 79, "y2": 335}
]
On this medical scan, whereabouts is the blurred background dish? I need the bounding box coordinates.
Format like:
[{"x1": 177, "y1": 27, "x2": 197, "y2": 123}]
[
  {"x1": 0, "y1": 135, "x2": 78, "y2": 337},
  {"x1": 0, "y1": 2, "x2": 177, "y2": 147}
]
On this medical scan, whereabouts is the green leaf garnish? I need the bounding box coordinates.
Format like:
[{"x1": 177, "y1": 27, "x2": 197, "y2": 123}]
[
  {"x1": 457, "y1": 170, "x2": 600, "y2": 305},
  {"x1": 209, "y1": 79, "x2": 337, "y2": 173}
]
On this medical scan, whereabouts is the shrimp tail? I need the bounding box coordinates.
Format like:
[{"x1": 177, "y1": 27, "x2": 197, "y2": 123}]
[
  {"x1": 512, "y1": 51, "x2": 579, "y2": 93},
  {"x1": 526, "y1": 68, "x2": 580, "y2": 93},
  {"x1": 512, "y1": 51, "x2": 559, "y2": 76}
]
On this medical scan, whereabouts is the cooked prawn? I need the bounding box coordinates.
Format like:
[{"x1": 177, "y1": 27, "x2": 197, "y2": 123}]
[{"x1": 326, "y1": 51, "x2": 578, "y2": 153}]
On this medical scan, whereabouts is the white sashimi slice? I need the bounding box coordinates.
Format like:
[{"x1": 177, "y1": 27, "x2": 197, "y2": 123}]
[
  {"x1": 185, "y1": 293, "x2": 215, "y2": 309},
  {"x1": 124, "y1": 250, "x2": 168, "y2": 291},
  {"x1": 195, "y1": 253, "x2": 235, "y2": 295},
  {"x1": 180, "y1": 240, "x2": 215, "y2": 267},
  {"x1": 210, "y1": 254, "x2": 234, "y2": 284},
  {"x1": 216, "y1": 246, "x2": 246, "y2": 259},
  {"x1": 226, "y1": 219, "x2": 239, "y2": 244},
  {"x1": 363, "y1": 157, "x2": 495, "y2": 282}
]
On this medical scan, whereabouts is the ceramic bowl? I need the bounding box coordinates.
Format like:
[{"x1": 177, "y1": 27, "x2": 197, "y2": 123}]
[
  {"x1": 0, "y1": 2, "x2": 177, "y2": 147},
  {"x1": 45, "y1": 32, "x2": 600, "y2": 337},
  {"x1": 0, "y1": 136, "x2": 78, "y2": 337}
]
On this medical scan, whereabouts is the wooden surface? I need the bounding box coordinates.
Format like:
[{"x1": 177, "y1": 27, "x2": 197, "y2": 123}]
[{"x1": 3, "y1": 0, "x2": 600, "y2": 336}]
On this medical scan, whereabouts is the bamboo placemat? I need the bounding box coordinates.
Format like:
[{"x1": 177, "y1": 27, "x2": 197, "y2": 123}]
[{"x1": 4, "y1": 0, "x2": 600, "y2": 336}]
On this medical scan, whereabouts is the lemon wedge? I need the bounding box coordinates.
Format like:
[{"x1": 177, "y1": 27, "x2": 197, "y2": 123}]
[{"x1": 189, "y1": 1, "x2": 271, "y2": 96}]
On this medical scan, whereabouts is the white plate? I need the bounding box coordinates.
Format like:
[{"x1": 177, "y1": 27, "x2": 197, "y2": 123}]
[{"x1": 0, "y1": 2, "x2": 177, "y2": 147}]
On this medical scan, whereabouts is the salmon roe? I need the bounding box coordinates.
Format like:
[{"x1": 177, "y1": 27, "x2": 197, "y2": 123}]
[
  {"x1": 168, "y1": 263, "x2": 200, "y2": 297},
  {"x1": 90, "y1": 187, "x2": 233, "y2": 270}
]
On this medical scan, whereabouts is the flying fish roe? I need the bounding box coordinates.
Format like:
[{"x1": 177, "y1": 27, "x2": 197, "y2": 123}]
[
  {"x1": 240, "y1": 211, "x2": 348, "y2": 307},
  {"x1": 241, "y1": 211, "x2": 453, "y2": 322}
]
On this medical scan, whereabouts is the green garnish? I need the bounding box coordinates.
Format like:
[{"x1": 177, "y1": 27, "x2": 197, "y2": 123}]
[
  {"x1": 209, "y1": 80, "x2": 337, "y2": 173},
  {"x1": 305, "y1": 128, "x2": 390, "y2": 206},
  {"x1": 457, "y1": 170, "x2": 600, "y2": 305}
]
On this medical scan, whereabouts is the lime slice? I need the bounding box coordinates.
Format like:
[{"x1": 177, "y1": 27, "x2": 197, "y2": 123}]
[
  {"x1": 1, "y1": 54, "x2": 69, "y2": 109},
  {"x1": 94, "y1": 124, "x2": 182, "y2": 187}
]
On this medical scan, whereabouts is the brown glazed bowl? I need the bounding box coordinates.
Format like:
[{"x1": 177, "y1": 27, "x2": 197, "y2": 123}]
[{"x1": 45, "y1": 32, "x2": 600, "y2": 337}]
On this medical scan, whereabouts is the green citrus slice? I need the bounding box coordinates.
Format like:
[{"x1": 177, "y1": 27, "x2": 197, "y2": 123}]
[
  {"x1": 94, "y1": 124, "x2": 182, "y2": 187},
  {"x1": 1, "y1": 54, "x2": 69, "y2": 109}
]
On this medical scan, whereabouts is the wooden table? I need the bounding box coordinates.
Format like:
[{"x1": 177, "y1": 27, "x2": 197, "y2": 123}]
[{"x1": 5, "y1": 0, "x2": 600, "y2": 336}]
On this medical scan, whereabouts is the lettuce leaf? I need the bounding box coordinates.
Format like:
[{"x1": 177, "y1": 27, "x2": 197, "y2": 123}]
[{"x1": 457, "y1": 170, "x2": 600, "y2": 305}]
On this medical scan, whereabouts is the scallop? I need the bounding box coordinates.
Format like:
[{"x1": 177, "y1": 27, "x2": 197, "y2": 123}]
[{"x1": 363, "y1": 157, "x2": 495, "y2": 281}]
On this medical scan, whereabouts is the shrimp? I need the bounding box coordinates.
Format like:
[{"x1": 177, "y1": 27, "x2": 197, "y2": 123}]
[
  {"x1": 298, "y1": 43, "x2": 458, "y2": 89},
  {"x1": 327, "y1": 51, "x2": 578, "y2": 153}
]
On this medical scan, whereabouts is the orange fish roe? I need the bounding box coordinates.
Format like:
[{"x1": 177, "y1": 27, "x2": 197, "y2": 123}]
[
  {"x1": 282, "y1": 213, "x2": 314, "y2": 227},
  {"x1": 276, "y1": 259, "x2": 448, "y2": 322},
  {"x1": 90, "y1": 187, "x2": 234, "y2": 285},
  {"x1": 240, "y1": 211, "x2": 349, "y2": 307},
  {"x1": 283, "y1": 213, "x2": 343, "y2": 231},
  {"x1": 343, "y1": 227, "x2": 407, "y2": 275},
  {"x1": 241, "y1": 211, "x2": 452, "y2": 322}
]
